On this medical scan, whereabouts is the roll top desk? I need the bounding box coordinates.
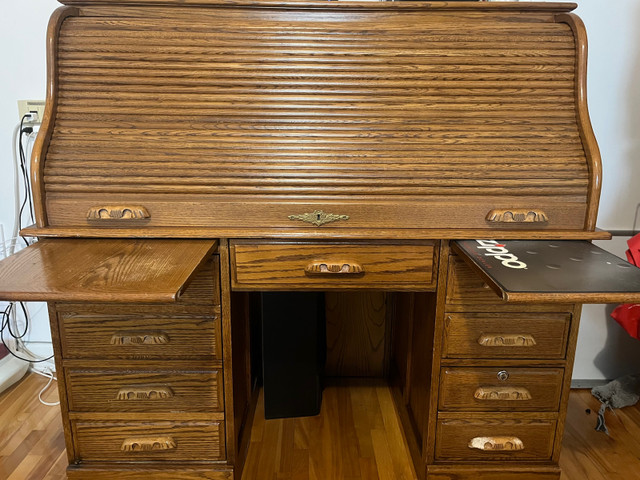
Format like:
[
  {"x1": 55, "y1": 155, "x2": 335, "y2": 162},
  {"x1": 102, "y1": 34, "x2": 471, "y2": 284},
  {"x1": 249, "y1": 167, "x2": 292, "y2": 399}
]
[{"x1": 1, "y1": 1, "x2": 639, "y2": 479}]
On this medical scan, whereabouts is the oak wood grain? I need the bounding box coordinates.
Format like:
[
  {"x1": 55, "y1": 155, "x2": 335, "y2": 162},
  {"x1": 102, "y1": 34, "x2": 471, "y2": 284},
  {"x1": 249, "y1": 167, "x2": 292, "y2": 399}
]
[
  {"x1": 34, "y1": 2, "x2": 598, "y2": 235},
  {"x1": 441, "y1": 312, "x2": 571, "y2": 359},
  {"x1": 58, "y1": 308, "x2": 222, "y2": 359},
  {"x1": 325, "y1": 292, "x2": 388, "y2": 377},
  {"x1": 72, "y1": 420, "x2": 225, "y2": 461},
  {"x1": 32, "y1": 6, "x2": 77, "y2": 228},
  {"x1": 20, "y1": 224, "x2": 614, "y2": 241},
  {"x1": 438, "y1": 367, "x2": 564, "y2": 412},
  {"x1": 231, "y1": 241, "x2": 436, "y2": 290},
  {"x1": 435, "y1": 415, "x2": 557, "y2": 461},
  {"x1": 3, "y1": 376, "x2": 640, "y2": 480},
  {"x1": 65, "y1": 368, "x2": 224, "y2": 413},
  {"x1": 0, "y1": 239, "x2": 216, "y2": 303}
]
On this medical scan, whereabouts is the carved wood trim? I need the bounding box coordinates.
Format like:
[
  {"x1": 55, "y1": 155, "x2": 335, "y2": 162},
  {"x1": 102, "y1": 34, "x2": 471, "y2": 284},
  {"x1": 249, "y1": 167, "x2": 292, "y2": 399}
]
[
  {"x1": 468, "y1": 436, "x2": 525, "y2": 452},
  {"x1": 477, "y1": 333, "x2": 537, "y2": 347},
  {"x1": 485, "y1": 209, "x2": 548, "y2": 224},
  {"x1": 110, "y1": 331, "x2": 170, "y2": 345},
  {"x1": 58, "y1": 0, "x2": 577, "y2": 12},
  {"x1": 32, "y1": 6, "x2": 79, "y2": 228},
  {"x1": 474, "y1": 386, "x2": 533, "y2": 401},
  {"x1": 556, "y1": 13, "x2": 602, "y2": 231},
  {"x1": 87, "y1": 205, "x2": 150, "y2": 220},
  {"x1": 304, "y1": 262, "x2": 364, "y2": 275},
  {"x1": 116, "y1": 385, "x2": 174, "y2": 400},
  {"x1": 121, "y1": 436, "x2": 176, "y2": 452}
]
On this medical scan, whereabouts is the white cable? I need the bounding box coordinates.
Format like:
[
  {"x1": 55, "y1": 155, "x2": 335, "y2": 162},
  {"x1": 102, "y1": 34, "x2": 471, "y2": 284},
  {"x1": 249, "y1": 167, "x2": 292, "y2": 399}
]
[
  {"x1": 5, "y1": 127, "x2": 44, "y2": 360},
  {"x1": 32, "y1": 366, "x2": 60, "y2": 406},
  {"x1": 31, "y1": 365, "x2": 57, "y2": 381}
]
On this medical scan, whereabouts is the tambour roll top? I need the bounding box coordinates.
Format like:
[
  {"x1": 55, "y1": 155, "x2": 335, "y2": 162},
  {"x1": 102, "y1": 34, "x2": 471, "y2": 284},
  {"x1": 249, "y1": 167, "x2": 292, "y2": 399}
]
[{"x1": 31, "y1": 1, "x2": 599, "y2": 236}]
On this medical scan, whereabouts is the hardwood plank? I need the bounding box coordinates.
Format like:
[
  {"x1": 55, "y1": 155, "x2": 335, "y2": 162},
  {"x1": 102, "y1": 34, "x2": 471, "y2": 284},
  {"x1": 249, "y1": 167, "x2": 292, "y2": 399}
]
[{"x1": 2, "y1": 375, "x2": 640, "y2": 480}]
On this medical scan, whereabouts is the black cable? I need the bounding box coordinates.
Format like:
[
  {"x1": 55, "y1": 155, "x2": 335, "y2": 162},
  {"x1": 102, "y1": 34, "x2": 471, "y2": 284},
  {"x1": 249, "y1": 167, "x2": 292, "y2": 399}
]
[
  {"x1": 19, "y1": 115, "x2": 34, "y2": 220},
  {"x1": 0, "y1": 302, "x2": 54, "y2": 363},
  {"x1": 18, "y1": 114, "x2": 35, "y2": 246},
  {"x1": 3, "y1": 302, "x2": 29, "y2": 339}
]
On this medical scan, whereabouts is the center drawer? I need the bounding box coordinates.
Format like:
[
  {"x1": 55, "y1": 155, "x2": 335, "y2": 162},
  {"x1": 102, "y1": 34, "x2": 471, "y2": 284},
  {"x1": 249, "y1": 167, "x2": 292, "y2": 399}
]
[{"x1": 230, "y1": 241, "x2": 437, "y2": 290}]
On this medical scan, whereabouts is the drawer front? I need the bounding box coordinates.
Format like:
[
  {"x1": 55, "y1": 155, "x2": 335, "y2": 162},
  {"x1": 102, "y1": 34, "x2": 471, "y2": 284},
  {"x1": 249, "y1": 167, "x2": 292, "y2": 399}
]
[
  {"x1": 446, "y1": 257, "x2": 502, "y2": 304},
  {"x1": 438, "y1": 367, "x2": 564, "y2": 412},
  {"x1": 66, "y1": 369, "x2": 223, "y2": 413},
  {"x1": 231, "y1": 241, "x2": 436, "y2": 289},
  {"x1": 60, "y1": 312, "x2": 221, "y2": 360},
  {"x1": 73, "y1": 420, "x2": 225, "y2": 462},
  {"x1": 435, "y1": 416, "x2": 556, "y2": 461},
  {"x1": 442, "y1": 313, "x2": 570, "y2": 359}
]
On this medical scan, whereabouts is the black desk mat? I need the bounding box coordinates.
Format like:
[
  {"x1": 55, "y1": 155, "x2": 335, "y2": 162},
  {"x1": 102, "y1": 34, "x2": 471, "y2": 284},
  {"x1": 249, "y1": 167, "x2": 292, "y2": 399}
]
[{"x1": 452, "y1": 240, "x2": 640, "y2": 303}]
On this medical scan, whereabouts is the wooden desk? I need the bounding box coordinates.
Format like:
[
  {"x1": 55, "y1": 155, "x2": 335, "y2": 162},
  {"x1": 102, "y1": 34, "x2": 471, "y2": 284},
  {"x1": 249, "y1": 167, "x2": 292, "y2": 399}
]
[{"x1": 1, "y1": 1, "x2": 637, "y2": 479}]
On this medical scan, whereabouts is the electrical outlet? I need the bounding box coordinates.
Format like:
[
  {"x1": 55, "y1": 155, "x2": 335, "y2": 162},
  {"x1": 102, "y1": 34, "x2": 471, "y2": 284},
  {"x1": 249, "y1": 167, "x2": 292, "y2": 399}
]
[{"x1": 17, "y1": 100, "x2": 46, "y2": 124}]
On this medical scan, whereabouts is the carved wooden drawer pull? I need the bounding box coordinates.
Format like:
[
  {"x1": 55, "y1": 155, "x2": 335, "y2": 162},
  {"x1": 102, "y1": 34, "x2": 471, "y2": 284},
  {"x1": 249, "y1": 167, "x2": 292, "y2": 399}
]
[
  {"x1": 486, "y1": 209, "x2": 548, "y2": 223},
  {"x1": 87, "y1": 205, "x2": 150, "y2": 220},
  {"x1": 477, "y1": 333, "x2": 537, "y2": 347},
  {"x1": 121, "y1": 436, "x2": 176, "y2": 452},
  {"x1": 305, "y1": 262, "x2": 364, "y2": 275},
  {"x1": 468, "y1": 436, "x2": 524, "y2": 452},
  {"x1": 474, "y1": 386, "x2": 532, "y2": 401},
  {"x1": 116, "y1": 385, "x2": 174, "y2": 400},
  {"x1": 110, "y1": 331, "x2": 170, "y2": 345}
]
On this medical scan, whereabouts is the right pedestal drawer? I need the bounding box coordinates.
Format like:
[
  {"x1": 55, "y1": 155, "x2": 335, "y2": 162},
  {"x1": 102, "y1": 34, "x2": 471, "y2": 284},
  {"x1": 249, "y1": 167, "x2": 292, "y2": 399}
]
[
  {"x1": 442, "y1": 312, "x2": 571, "y2": 360},
  {"x1": 438, "y1": 367, "x2": 564, "y2": 411},
  {"x1": 435, "y1": 415, "x2": 557, "y2": 462}
]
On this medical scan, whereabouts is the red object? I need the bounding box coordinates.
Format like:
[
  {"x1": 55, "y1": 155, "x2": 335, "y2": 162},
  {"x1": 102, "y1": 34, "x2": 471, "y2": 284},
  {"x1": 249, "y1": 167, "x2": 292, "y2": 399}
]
[{"x1": 610, "y1": 233, "x2": 640, "y2": 341}]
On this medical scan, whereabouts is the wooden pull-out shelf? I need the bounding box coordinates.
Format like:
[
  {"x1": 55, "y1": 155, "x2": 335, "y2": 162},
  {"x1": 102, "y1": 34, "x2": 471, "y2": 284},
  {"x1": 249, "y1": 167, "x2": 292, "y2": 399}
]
[
  {"x1": 0, "y1": 238, "x2": 217, "y2": 303},
  {"x1": 452, "y1": 240, "x2": 640, "y2": 303}
]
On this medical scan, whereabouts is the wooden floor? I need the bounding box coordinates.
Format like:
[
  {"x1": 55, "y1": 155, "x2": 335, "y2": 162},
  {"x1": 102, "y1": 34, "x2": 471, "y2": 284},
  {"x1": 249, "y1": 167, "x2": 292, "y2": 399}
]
[{"x1": 1, "y1": 373, "x2": 640, "y2": 480}]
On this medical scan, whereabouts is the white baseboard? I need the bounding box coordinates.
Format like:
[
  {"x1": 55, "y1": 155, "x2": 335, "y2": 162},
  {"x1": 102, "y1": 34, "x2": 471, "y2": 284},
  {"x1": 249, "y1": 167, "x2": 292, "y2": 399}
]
[
  {"x1": 571, "y1": 379, "x2": 610, "y2": 389},
  {"x1": 0, "y1": 354, "x2": 29, "y2": 395}
]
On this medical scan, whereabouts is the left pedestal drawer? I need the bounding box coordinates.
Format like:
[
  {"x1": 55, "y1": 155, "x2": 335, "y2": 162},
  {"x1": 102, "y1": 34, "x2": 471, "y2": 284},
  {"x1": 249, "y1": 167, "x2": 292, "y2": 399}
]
[
  {"x1": 66, "y1": 368, "x2": 224, "y2": 413},
  {"x1": 58, "y1": 308, "x2": 222, "y2": 360},
  {"x1": 72, "y1": 420, "x2": 226, "y2": 462}
]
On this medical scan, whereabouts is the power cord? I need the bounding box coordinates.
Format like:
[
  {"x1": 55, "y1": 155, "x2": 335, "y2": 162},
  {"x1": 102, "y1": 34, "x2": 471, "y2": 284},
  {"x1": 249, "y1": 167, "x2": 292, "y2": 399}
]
[
  {"x1": 30, "y1": 365, "x2": 59, "y2": 407},
  {"x1": 18, "y1": 115, "x2": 35, "y2": 235},
  {"x1": 10, "y1": 114, "x2": 37, "y2": 254},
  {"x1": 0, "y1": 302, "x2": 54, "y2": 363},
  {"x1": 5, "y1": 113, "x2": 56, "y2": 405}
]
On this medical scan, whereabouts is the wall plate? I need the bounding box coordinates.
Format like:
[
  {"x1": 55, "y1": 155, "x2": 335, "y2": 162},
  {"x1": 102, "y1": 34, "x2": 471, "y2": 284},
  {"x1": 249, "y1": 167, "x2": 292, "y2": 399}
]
[{"x1": 17, "y1": 100, "x2": 46, "y2": 124}]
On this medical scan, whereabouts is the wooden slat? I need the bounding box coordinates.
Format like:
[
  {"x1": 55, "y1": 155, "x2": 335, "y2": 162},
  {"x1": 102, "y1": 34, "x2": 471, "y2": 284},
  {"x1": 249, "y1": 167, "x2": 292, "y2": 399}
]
[{"x1": 40, "y1": 9, "x2": 590, "y2": 224}]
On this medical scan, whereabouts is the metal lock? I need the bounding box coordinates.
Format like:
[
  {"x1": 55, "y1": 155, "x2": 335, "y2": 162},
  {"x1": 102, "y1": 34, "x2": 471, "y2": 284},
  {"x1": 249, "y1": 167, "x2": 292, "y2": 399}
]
[{"x1": 497, "y1": 370, "x2": 510, "y2": 381}]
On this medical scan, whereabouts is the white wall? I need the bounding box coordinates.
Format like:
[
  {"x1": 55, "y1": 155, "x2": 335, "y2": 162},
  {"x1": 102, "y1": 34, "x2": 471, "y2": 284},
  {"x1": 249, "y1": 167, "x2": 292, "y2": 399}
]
[
  {"x1": 570, "y1": 0, "x2": 640, "y2": 380},
  {"x1": 1, "y1": 0, "x2": 639, "y2": 380},
  {"x1": 0, "y1": 0, "x2": 59, "y2": 350}
]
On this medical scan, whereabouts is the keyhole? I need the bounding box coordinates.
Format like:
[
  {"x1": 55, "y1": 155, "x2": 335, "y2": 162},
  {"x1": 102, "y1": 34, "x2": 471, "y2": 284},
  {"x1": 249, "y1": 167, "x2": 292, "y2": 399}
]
[{"x1": 316, "y1": 213, "x2": 321, "y2": 220}]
